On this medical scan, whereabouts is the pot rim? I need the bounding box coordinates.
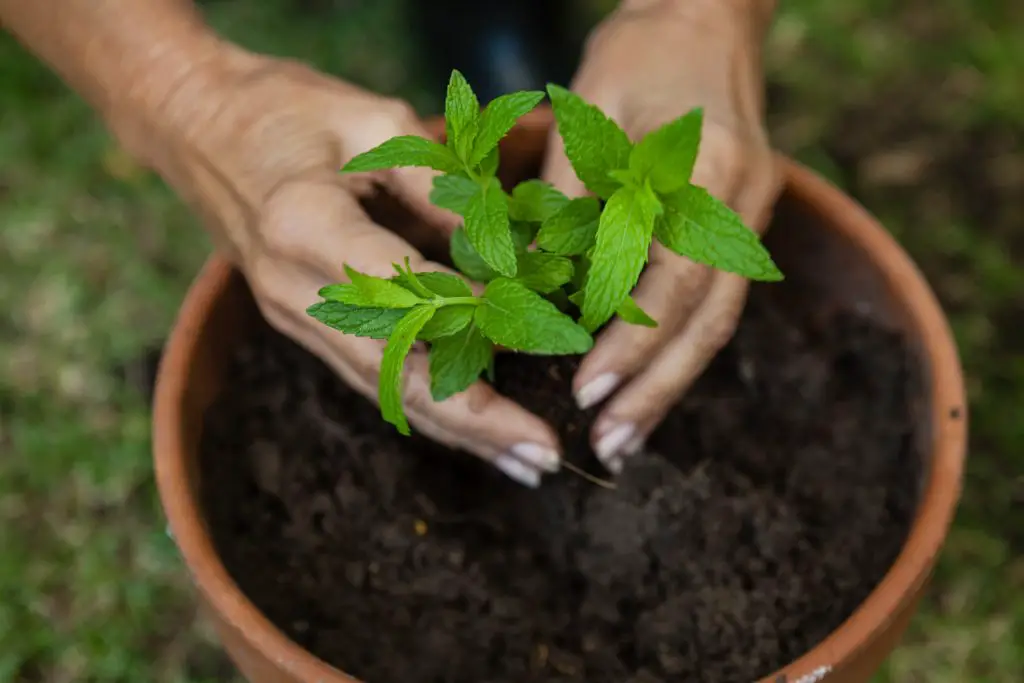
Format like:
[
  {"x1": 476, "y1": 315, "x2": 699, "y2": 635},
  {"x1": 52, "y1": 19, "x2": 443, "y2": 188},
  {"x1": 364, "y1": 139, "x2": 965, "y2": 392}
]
[{"x1": 153, "y1": 155, "x2": 966, "y2": 682}]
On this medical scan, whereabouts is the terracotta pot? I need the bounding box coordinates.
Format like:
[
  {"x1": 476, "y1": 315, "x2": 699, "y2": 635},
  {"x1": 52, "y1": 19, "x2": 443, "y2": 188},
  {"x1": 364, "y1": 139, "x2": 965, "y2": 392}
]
[{"x1": 153, "y1": 109, "x2": 967, "y2": 683}]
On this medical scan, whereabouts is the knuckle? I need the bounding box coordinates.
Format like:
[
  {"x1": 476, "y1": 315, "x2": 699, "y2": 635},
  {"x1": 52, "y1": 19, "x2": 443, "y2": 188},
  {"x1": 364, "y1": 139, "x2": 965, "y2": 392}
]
[
  {"x1": 667, "y1": 261, "x2": 711, "y2": 299},
  {"x1": 403, "y1": 377, "x2": 433, "y2": 415},
  {"x1": 649, "y1": 254, "x2": 710, "y2": 301},
  {"x1": 380, "y1": 98, "x2": 419, "y2": 130},
  {"x1": 257, "y1": 216, "x2": 293, "y2": 255},
  {"x1": 259, "y1": 184, "x2": 310, "y2": 254},
  {"x1": 713, "y1": 138, "x2": 744, "y2": 181},
  {"x1": 345, "y1": 337, "x2": 385, "y2": 382},
  {"x1": 463, "y1": 382, "x2": 497, "y2": 415},
  {"x1": 397, "y1": 352, "x2": 431, "y2": 412},
  {"x1": 697, "y1": 123, "x2": 744, "y2": 184}
]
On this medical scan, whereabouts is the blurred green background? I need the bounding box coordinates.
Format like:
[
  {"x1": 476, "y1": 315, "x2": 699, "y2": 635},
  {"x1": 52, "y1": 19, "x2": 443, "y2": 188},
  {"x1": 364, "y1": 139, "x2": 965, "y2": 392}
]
[{"x1": 1, "y1": 0, "x2": 1020, "y2": 681}]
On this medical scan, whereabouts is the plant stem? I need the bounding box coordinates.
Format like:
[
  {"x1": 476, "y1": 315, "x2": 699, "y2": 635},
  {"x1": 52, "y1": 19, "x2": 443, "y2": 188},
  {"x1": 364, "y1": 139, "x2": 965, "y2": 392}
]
[
  {"x1": 442, "y1": 296, "x2": 483, "y2": 306},
  {"x1": 562, "y1": 461, "x2": 617, "y2": 490}
]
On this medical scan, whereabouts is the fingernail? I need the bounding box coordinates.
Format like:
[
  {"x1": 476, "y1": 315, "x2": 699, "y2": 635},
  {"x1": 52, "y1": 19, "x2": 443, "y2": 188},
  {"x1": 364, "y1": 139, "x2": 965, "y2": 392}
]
[
  {"x1": 595, "y1": 423, "x2": 634, "y2": 474},
  {"x1": 623, "y1": 435, "x2": 645, "y2": 456},
  {"x1": 575, "y1": 373, "x2": 620, "y2": 410},
  {"x1": 510, "y1": 443, "x2": 561, "y2": 473},
  {"x1": 603, "y1": 453, "x2": 624, "y2": 475},
  {"x1": 494, "y1": 454, "x2": 541, "y2": 488}
]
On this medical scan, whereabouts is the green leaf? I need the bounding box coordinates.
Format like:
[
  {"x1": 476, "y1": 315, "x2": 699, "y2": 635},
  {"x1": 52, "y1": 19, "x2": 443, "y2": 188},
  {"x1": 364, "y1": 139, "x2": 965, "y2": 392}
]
[
  {"x1": 479, "y1": 145, "x2": 500, "y2": 178},
  {"x1": 448, "y1": 219, "x2": 533, "y2": 280},
  {"x1": 419, "y1": 304, "x2": 475, "y2": 340},
  {"x1": 568, "y1": 290, "x2": 585, "y2": 309},
  {"x1": 464, "y1": 177, "x2": 517, "y2": 277},
  {"x1": 515, "y1": 252, "x2": 574, "y2": 293},
  {"x1": 431, "y1": 174, "x2": 478, "y2": 215},
  {"x1": 581, "y1": 184, "x2": 661, "y2": 331},
  {"x1": 617, "y1": 296, "x2": 658, "y2": 327},
  {"x1": 342, "y1": 136, "x2": 462, "y2": 174},
  {"x1": 445, "y1": 69, "x2": 480, "y2": 162},
  {"x1": 391, "y1": 260, "x2": 435, "y2": 298},
  {"x1": 450, "y1": 227, "x2": 499, "y2": 282},
  {"x1": 608, "y1": 168, "x2": 639, "y2": 187},
  {"x1": 338, "y1": 265, "x2": 427, "y2": 308},
  {"x1": 416, "y1": 271, "x2": 474, "y2": 298},
  {"x1": 391, "y1": 265, "x2": 474, "y2": 300},
  {"x1": 535, "y1": 196, "x2": 600, "y2": 255},
  {"x1": 630, "y1": 108, "x2": 703, "y2": 194},
  {"x1": 306, "y1": 301, "x2": 409, "y2": 339},
  {"x1": 316, "y1": 283, "x2": 355, "y2": 301},
  {"x1": 656, "y1": 185, "x2": 783, "y2": 281},
  {"x1": 545, "y1": 288, "x2": 572, "y2": 312},
  {"x1": 508, "y1": 180, "x2": 570, "y2": 223},
  {"x1": 546, "y1": 84, "x2": 633, "y2": 198},
  {"x1": 428, "y1": 325, "x2": 494, "y2": 401},
  {"x1": 380, "y1": 305, "x2": 437, "y2": 435},
  {"x1": 476, "y1": 278, "x2": 593, "y2": 354},
  {"x1": 469, "y1": 90, "x2": 545, "y2": 166},
  {"x1": 511, "y1": 221, "x2": 537, "y2": 253},
  {"x1": 570, "y1": 251, "x2": 591, "y2": 290}
]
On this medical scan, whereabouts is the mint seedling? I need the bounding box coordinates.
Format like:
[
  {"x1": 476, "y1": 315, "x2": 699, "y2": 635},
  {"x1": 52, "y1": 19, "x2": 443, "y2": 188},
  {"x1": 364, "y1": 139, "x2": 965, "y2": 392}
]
[{"x1": 309, "y1": 70, "x2": 783, "y2": 435}]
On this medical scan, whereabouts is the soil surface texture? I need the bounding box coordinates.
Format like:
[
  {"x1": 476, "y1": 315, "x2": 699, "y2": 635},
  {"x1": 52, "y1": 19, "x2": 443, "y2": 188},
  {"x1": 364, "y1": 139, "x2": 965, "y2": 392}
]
[{"x1": 201, "y1": 285, "x2": 923, "y2": 683}]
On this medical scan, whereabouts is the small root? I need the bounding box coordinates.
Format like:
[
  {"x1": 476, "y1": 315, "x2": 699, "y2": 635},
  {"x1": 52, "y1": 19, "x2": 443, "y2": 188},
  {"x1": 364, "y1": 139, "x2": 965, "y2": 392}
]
[{"x1": 562, "y1": 461, "x2": 617, "y2": 490}]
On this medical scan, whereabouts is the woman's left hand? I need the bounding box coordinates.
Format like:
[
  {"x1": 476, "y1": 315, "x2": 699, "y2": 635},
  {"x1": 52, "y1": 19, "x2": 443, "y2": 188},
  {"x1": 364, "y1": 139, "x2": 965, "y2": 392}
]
[{"x1": 540, "y1": 0, "x2": 782, "y2": 473}]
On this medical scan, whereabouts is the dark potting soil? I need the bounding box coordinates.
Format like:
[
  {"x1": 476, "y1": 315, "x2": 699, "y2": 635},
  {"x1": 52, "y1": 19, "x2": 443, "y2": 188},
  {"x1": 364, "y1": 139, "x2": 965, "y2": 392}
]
[{"x1": 200, "y1": 285, "x2": 923, "y2": 683}]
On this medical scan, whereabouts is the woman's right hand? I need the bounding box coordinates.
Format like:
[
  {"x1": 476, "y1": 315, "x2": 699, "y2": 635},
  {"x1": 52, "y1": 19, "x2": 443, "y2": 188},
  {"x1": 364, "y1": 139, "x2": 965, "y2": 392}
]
[{"x1": 116, "y1": 45, "x2": 562, "y2": 487}]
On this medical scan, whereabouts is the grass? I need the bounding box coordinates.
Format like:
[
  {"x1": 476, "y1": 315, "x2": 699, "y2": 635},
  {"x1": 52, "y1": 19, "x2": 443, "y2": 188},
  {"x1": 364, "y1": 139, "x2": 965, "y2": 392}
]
[{"x1": 1, "y1": 0, "x2": 1020, "y2": 680}]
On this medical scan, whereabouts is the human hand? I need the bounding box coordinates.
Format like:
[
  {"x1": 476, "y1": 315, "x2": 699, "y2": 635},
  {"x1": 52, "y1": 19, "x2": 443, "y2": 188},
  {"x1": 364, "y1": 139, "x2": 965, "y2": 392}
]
[
  {"x1": 541, "y1": 0, "x2": 782, "y2": 473},
  {"x1": 120, "y1": 48, "x2": 562, "y2": 487}
]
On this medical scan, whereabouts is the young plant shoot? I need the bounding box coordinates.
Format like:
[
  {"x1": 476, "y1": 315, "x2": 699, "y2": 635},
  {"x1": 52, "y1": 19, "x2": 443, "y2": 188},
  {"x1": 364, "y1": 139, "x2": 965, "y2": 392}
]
[{"x1": 307, "y1": 70, "x2": 783, "y2": 435}]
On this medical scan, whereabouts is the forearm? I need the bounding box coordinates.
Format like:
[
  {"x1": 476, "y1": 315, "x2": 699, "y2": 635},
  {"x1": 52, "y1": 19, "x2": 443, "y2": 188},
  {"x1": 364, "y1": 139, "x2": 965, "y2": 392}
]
[{"x1": 0, "y1": 0, "x2": 226, "y2": 132}]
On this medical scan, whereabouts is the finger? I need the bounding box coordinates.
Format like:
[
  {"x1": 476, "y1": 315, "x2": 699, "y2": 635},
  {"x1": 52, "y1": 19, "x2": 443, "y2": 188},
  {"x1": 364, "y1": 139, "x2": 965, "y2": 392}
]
[
  {"x1": 403, "y1": 352, "x2": 562, "y2": 487},
  {"x1": 573, "y1": 121, "x2": 743, "y2": 411},
  {"x1": 260, "y1": 282, "x2": 560, "y2": 488},
  {"x1": 573, "y1": 245, "x2": 713, "y2": 409},
  {"x1": 261, "y1": 174, "x2": 460, "y2": 282},
  {"x1": 292, "y1": 178, "x2": 483, "y2": 298},
  {"x1": 589, "y1": 271, "x2": 749, "y2": 473},
  {"x1": 256, "y1": 177, "x2": 556, "y2": 485}
]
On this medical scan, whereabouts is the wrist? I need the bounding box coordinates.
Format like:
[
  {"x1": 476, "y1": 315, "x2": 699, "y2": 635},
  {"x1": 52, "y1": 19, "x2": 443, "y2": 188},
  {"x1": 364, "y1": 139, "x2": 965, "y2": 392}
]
[
  {"x1": 618, "y1": 0, "x2": 776, "y2": 39},
  {"x1": 107, "y1": 33, "x2": 260, "y2": 172},
  {"x1": 1, "y1": 0, "x2": 253, "y2": 163},
  {"x1": 103, "y1": 26, "x2": 236, "y2": 142}
]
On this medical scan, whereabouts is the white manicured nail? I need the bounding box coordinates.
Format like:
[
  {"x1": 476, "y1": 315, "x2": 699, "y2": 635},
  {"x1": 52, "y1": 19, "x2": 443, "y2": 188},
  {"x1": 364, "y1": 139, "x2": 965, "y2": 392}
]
[
  {"x1": 575, "y1": 373, "x2": 620, "y2": 410},
  {"x1": 595, "y1": 423, "x2": 634, "y2": 473},
  {"x1": 494, "y1": 454, "x2": 541, "y2": 488},
  {"x1": 623, "y1": 435, "x2": 645, "y2": 456},
  {"x1": 510, "y1": 443, "x2": 561, "y2": 473}
]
